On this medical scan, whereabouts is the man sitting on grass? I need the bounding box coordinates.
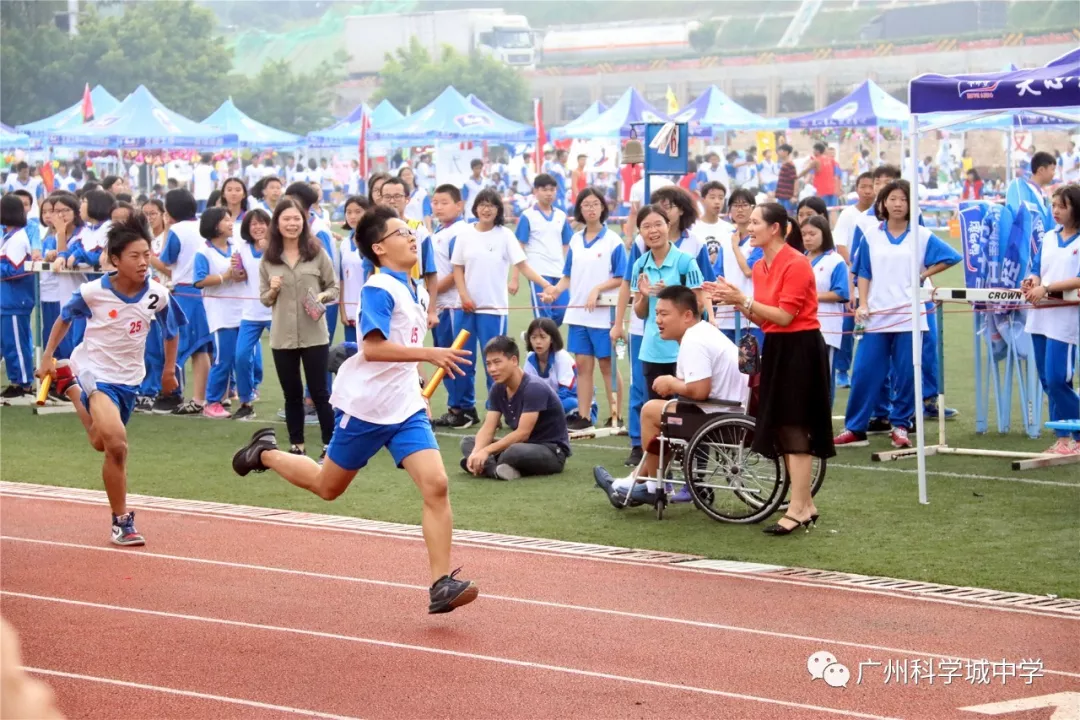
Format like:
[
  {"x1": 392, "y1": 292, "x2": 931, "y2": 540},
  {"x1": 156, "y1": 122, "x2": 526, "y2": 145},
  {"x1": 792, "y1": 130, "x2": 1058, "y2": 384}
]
[
  {"x1": 593, "y1": 285, "x2": 748, "y2": 507},
  {"x1": 460, "y1": 336, "x2": 571, "y2": 480}
]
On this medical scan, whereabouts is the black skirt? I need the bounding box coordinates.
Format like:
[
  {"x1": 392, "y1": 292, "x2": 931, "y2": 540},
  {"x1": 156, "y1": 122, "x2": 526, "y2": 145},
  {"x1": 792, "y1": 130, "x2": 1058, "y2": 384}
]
[{"x1": 751, "y1": 329, "x2": 836, "y2": 460}]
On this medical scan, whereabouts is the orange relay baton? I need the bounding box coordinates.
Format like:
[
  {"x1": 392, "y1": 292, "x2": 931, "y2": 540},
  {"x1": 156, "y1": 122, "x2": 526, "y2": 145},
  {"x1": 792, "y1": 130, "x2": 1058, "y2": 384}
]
[
  {"x1": 422, "y1": 329, "x2": 470, "y2": 400},
  {"x1": 35, "y1": 375, "x2": 52, "y2": 406}
]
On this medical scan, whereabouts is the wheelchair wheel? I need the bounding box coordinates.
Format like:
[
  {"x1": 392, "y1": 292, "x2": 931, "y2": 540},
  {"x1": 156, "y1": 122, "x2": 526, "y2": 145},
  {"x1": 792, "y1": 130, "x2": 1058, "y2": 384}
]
[
  {"x1": 682, "y1": 414, "x2": 788, "y2": 524},
  {"x1": 775, "y1": 456, "x2": 827, "y2": 512}
]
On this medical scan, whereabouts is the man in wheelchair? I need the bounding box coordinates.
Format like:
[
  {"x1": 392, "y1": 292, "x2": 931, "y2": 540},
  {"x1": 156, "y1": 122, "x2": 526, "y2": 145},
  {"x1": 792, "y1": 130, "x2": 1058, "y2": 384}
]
[{"x1": 594, "y1": 285, "x2": 749, "y2": 508}]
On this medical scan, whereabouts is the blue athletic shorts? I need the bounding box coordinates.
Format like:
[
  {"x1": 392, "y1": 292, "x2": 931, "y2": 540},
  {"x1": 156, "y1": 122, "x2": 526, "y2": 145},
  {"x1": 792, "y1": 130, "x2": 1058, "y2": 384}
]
[
  {"x1": 567, "y1": 324, "x2": 612, "y2": 359},
  {"x1": 326, "y1": 409, "x2": 439, "y2": 471},
  {"x1": 82, "y1": 382, "x2": 138, "y2": 426}
]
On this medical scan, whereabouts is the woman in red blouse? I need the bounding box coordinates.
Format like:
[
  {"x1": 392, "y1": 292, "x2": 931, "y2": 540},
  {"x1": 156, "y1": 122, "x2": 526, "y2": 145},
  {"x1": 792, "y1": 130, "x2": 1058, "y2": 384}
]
[{"x1": 705, "y1": 203, "x2": 835, "y2": 535}]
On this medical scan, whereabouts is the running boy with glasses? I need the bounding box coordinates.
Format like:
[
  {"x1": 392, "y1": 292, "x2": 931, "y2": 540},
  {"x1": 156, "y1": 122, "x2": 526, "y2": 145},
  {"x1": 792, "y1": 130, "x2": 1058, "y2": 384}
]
[{"x1": 232, "y1": 205, "x2": 479, "y2": 614}]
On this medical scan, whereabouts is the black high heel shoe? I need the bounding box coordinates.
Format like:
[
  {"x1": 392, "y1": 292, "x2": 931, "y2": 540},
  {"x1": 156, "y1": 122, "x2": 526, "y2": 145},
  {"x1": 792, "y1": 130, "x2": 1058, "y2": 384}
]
[{"x1": 763, "y1": 514, "x2": 814, "y2": 536}]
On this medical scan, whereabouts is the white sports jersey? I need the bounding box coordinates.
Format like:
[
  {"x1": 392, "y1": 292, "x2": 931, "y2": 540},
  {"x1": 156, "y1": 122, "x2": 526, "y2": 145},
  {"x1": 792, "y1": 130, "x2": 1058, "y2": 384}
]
[
  {"x1": 860, "y1": 224, "x2": 938, "y2": 334},
  {"x1": 159, "y1": 219, "x2": 204, "y2": 286},
  {"x1": 405, "y1": 186, "x2": 429, "y2": 222},
  {"x1": 339, "y1": 233, "x2": 365, "y2": 323},
  {"x1": 810, "y1": 250, "x2": 849, "y2": 350},
  {"x1": 450, "y1": 224, "x2": 525, "y2": 316},
  {"x1": 715, "y1": 235, "x2": 759, "y2": 331},
  {"x1": 833, "y1": 204, "x2": 867, "y2": 249},
  {"x1": 516, "y1": 205, "x2": 570, "y2": 278},
  {"x1": 237, "y1": 242, "x2": 271, "y2": 323},
  {"x1": 79, "y1": 220, "x2": 112, "y2": 258},
  {"x1": 430, "y1": 218, "x2": 466, "y2": 311},
  {"x1": 461, "y1": 177, "x2": 488, "y2": 219},
  {"x1": 64, "y1": 275, "x2": 179, "y2": 387},
  {"x1": 331, "y1": 271, "x2": 427, "y2": 425},
  {"x1": 194, "y1": 241, "x2": 242, "y2": 332},
  {"x1": 40, "y1": 231, "x2": 85, "y2": 303},
  {"x1": 676, "y1": 321, "x2": 748, "y2": 410},
  {"x1": 524, "y1": 349, "x2": 577, "y2": 395},
  {"x1": 563, "y1": 226, "x2": 625, "y2": 329},
  {"x1": 1025, "y1": 228, "x2": 1080, "y2": 345}
]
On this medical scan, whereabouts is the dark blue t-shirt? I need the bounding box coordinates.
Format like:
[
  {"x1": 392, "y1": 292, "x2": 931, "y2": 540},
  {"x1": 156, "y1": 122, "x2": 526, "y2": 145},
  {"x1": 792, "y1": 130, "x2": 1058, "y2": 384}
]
[{"x1": 488, "y1": 373, "x2": 571, "y2": 456}]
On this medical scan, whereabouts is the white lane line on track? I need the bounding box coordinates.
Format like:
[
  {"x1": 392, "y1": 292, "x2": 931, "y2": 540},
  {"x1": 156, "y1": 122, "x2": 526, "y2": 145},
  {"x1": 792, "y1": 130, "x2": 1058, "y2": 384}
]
[
  {"x1": 26, "y1": 667, "x2": 362, "y2": 720},
  {"x1": 2, "y1": 495, "x2": 1075, "y2": 622},
  {"x1": 6, "y1": 591, "x2": 898, "y2": 720},
  {"x1": 4, "y1": 537, "x2": 1078, "y2": 680}
]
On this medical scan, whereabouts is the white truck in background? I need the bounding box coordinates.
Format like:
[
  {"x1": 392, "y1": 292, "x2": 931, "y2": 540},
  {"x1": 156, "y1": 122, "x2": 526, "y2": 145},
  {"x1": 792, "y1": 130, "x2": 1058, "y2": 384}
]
[{"x1": 344, "y1": 9, "x2": 536, "y2": 76}]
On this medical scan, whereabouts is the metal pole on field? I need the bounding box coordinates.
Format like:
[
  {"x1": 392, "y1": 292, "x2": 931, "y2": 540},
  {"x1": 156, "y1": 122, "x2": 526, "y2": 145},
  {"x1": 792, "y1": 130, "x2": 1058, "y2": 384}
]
[{"x1": 909, "y1": 114, "x2": 928, "y2": 505}]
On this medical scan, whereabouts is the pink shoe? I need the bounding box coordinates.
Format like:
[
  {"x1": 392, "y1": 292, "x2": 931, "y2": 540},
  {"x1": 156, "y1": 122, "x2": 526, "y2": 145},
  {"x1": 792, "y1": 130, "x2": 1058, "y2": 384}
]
[
  {"x1": 890, "y1": 427, "x2": 912, "y2": 449},
  {"x1": 833, "y1": 430, "x2": 869, "y2": 447},
  {"x1": 203, "y1": 402, "x2": 231, "y2": 419},
  {"x1": 1045, "y1": 438, "x2": 1076, "y2": 455}
]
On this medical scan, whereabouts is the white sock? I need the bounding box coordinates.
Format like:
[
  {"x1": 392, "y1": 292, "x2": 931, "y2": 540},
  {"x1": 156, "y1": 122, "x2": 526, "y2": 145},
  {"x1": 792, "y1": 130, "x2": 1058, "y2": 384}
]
[
  {"x1": 645, "y1": 480, "x2": 658, "y2": 493},
  {"x1": 611, "y1": 476, "x2": 634, "y2": 492}
]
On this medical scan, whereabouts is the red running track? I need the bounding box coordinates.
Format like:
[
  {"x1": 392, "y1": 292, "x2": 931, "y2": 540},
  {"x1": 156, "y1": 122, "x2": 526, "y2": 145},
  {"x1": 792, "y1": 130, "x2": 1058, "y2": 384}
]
[{"x1": 1, "y1": 494, "x2": 1078, "y2": 719}]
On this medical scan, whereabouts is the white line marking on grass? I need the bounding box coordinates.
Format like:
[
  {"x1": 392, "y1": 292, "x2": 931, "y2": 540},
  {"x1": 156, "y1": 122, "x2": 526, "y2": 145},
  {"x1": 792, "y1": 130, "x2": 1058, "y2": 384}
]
[
  {"x1": 26, "y1": 668, "x2": 362, "y2": 719},
  {"x1": 6, "y1": 591, "x2": 898, "y2": 720},
  {"x1": 5, "y1": 539, "x2": 1078, "y2": 679}
]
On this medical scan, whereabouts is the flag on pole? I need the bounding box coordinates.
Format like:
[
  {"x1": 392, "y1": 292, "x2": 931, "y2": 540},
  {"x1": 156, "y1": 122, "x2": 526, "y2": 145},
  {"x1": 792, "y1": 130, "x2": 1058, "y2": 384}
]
[
  {"x1": 81, "y1": 83, "x2": 94, "y2": 123},
  {"x1": 666, "y1": 86, "x2": 679, "y2": 116},
  {"x1": 357, "y1": 108, "x2": 372, "y2": 176},
  {"x1": 533, "y1": 98, "x2": 546, "y2": 174}
]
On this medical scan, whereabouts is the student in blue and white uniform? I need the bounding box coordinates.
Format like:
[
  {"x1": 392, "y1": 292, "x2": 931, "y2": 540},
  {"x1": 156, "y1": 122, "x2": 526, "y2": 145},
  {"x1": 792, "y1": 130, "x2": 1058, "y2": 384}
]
[
  {"x1": 1022, "y1": 184, "x2": 1080, "y2": 456},
  {"x1": 230, "y1": 205, "x2": 479, "y2": 615},
  {"x1": 37, "y1": 214, "x2": 185, "y2": 546},
  {"x1": 513, "y1": 173, "x2": 573, "y2": 326},
  {"x1": 710, "y1": 188, "x2": 762, "y2": 344},
  {"x1": 192, "y1": 207, "x2": 243, "y2": 419},
  {"x1": 154, "y1": 188, "x2": 212, "y2": 415},
  {"x1": 452, "y1": 188, "x2": 553, "y2": 407},
  {"x1": 428, "y1": 184, "x2": 474, "y2": 429},
  {"x1": 369, "y1": 176, "x2": 438, "y2": 325},
  {"x1": 0, "y1": 195, "x2": 35, "y2": 397},
  {"x1": 542, "y1": 188, "x2": 626, "y2": 430},
  {"x1": 134, "y1": 198, "x2": 168, "y2": 411},
  {"x1": 337, "y1": 196, "x2": 370, "y2": 345},
  {"x1": 461, "y1": 159, "x2": 488, "y2": 221},
  {"x1": 835, "y1": 180, "x2": 961, "y2": 450},
  {"x1": 399, "y1": 166, "x2": 432, "y2": 228},
  {"x1": 524, "y1": 317, "x2": 597, "y2": 424},
  {"x1": 40, "y1": 196, "x2": 87, "y2": 363},
  {"x1": 60, "y1": 190, "x2": 115, "y2": 275},
  {"x1": 53, "y1": 162, "x2": 79, "y2": 193},
  {"x1": 549, "y1": 150, "x2": 570, "y2": 211},
  {"x1": 801, "y1": 215, "x2": 849, "y2": 406},
  {"x1": 11, "y1": 190, "x2": 41, "y2": 253},
  {"x1": 219, "y1": 177, "x2": 249, "y2": 238},
  {"x1": 230, "y1": 208, "x2": 273, "y2": 421}
]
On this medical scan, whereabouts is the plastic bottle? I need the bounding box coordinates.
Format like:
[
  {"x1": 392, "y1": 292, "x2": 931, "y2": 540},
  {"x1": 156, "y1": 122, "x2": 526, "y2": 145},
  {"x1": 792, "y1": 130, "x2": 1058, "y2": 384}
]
[{"x1": 615, "y1": 337, "x2": 627, "y2": 360}]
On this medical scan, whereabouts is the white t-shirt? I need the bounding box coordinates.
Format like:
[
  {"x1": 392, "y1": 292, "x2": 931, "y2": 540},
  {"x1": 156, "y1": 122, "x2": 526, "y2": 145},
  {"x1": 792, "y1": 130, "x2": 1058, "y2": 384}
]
[
  {"x1": 331, "y1": 272, "x2": 427, "y2": 425},
  {"x1": 692, "y1": 218, "x2": 735, "y2": 272},
  {"x1": 562, "y1": 226, "x2": 625, "y2": 329},
  {"x1": 191, "y1": 164, "x2": 216, "y2": 201},
  {"x1": 832, "y1": 205, "x2": 869, "y2": 249},
  {"x1": 515, "y1": 205, "x2": 571, "y2": 278},
  {"x1": 237, "y1": 243, "x2": 271, "y2": 323},
  {"x1": 450, "y1": 224, "x2": 525, "y2": 316},
  {"x1": 194, "y1": 240, "x2": 243, "y2": 332},
  {"x1": 676, "y1": 321, "x2": 749, "y2": 409},
  {"x1": 430, "y1": 218, "x2": 466, "y2": 311},
  {"x1": 629, "y1": 176, "x2": 674, "y2": 206},
  {"x1": 339, "y1": 233, "x2": 365, "y2": 324}
]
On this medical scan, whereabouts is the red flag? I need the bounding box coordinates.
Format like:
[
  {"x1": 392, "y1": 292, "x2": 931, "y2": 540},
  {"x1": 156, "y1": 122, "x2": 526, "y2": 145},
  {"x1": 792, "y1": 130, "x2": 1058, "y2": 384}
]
[
  {"x1": 533, "y1": 98, "x2": 545, "y2": 174},
  {"x1": 81, "y1": 83, "x2": 94, "y2": 123},
  {"x1": 357, "y1": 108, "x2": 371, "y2": 176}
]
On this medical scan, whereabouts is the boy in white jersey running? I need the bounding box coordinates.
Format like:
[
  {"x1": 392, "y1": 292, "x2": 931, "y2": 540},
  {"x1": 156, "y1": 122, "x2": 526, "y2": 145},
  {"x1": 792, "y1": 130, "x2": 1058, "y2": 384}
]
[
  {"x1": 37, "y1": 215, "x2": 185, "y2": 546},
  {"x1": 232, "y1": 205, "x2": 479, "y2": 614}
]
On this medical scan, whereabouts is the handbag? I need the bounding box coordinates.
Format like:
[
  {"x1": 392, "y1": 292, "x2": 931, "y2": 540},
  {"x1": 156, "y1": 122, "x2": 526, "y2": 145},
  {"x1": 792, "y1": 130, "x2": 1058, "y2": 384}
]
[
  {"x1": 737, "y1": 331, "x2": 761, "y2": 376},
  {"x1": 302, "y1": 287, "x2": 327, "y2": 321}
]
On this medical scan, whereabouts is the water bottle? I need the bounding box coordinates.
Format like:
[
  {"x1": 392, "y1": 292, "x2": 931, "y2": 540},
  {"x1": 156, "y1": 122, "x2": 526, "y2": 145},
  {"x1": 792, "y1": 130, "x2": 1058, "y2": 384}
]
[
  {"x1": 615, "y1": 337, "x2": 627, "y2": 360},
  {"x1": 853, "y1": 318, "x2": 865, "y2": 339}
]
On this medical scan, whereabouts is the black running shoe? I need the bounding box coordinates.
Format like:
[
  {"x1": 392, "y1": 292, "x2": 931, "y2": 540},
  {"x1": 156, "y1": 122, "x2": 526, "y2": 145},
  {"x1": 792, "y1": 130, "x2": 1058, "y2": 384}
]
[
  {"x1": 232, "y1": 404, "x2": 256, "y2": 421},
  {"x1": 232, "y1": 428, "x2": 278, "y2": 476},
  {"x1": 428, "y1": 568, "x2": 478, "y2": 614},
  {"x1": 624, "y1": 445, "x2": 643, "y2": 467},
  {"x1": 867, "y1": 417, "x2": 892, "y2": 435},
  {"x1": 567, "y1": 414, "x2": 592, "y2": 431},
  {"x1": 151, "y1": 393, "x2": 183, "y2": 415}
]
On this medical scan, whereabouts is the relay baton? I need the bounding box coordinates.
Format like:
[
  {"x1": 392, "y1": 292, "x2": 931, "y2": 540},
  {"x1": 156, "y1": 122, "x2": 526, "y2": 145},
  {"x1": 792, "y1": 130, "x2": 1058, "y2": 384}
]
[
  {"x1": 422, "y1": 329, "x2": 470, "y2": 399},
  {"x1": 36, "y1": 375, "x2": 52, "y2": 406}
]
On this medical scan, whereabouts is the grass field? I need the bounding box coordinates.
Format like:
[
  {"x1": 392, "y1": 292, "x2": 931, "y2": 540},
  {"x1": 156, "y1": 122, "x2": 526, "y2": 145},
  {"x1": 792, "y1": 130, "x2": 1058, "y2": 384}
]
[{"x1": 2, "y1": 258, "x2": 1078, "y2": 598}]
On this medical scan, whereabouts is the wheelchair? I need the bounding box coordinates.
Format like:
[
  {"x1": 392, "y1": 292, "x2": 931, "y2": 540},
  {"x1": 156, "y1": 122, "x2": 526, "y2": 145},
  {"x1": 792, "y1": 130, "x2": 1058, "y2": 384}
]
[{"x1": 619, "y1": 398, "x2": 826, "y2": 524}]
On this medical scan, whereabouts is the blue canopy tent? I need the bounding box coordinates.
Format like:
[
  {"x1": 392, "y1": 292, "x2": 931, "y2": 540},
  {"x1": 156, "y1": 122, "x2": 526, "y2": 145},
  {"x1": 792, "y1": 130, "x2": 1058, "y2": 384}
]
[
  {"x1": 16, "y1": 85, "x2": 121, "y2": 139},
  {"x1": 1048, "y1": 47, "x2": 1080, "y2": 68},
  {"x1": 369, "y1": 86, "x2": 534, "y2": 143},
  {"x1": 49, "y1": 86, "x2": 236, "y2": 149},
  {"x1": 306, "y1": 99, "x2": 406, "y2": 148},
  {"x1": 903, "y1": 57, "x2": 1080, "y2": 501},
  {"x1": 789, "y1": 79, "x2": 909, "y2": 129},
  {"x1": 548, "y1": 100, "x2": 608, "y2": 141},
  {"x1": 671, "y1": 86, "x2": 788, "y2": 135},
  {"x1": 467, "y1": 94, "x2": 497, "y2": 115},
  {"x1": 551, "y1": 88, "x2": 667, "y2": 139},
  {"x1": 202, "y1": 98, "x2": 301, "y2": 149},
  {"x1": 1, "y1": 123, "x2": 33, "y2": 150}
]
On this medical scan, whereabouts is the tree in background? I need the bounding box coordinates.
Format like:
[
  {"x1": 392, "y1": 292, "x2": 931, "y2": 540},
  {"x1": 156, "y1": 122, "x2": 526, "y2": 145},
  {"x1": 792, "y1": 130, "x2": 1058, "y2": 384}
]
[
  {"x1": 0, "y1": 0, "x2": 345, "y2": 132},
  {"x1": 373, "y1": 37, "x2": 530, "y2": 122},
  {"x1": 230, "y1": 56, "x2": 347, "y2": 135}
]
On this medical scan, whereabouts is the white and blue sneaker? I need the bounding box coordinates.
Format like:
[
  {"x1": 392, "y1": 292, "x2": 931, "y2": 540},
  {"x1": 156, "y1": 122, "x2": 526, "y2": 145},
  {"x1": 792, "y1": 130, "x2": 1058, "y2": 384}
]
[{"x1": 111, "y1": 511, "x2": 145, "y2": 547}]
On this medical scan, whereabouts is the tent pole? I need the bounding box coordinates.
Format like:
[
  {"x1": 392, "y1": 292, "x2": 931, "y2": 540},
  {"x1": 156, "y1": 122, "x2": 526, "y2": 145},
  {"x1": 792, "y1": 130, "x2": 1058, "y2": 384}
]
[{"x1": 909, "y1": 114, "x2": 928, "y2": 505}]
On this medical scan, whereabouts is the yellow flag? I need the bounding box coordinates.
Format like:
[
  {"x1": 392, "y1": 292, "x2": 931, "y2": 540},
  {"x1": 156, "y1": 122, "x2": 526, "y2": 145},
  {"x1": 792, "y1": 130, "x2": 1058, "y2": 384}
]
[{"x1": 666, "y1": 86, "x2": 679, "y2": 116}]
